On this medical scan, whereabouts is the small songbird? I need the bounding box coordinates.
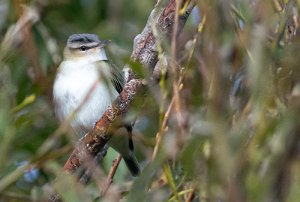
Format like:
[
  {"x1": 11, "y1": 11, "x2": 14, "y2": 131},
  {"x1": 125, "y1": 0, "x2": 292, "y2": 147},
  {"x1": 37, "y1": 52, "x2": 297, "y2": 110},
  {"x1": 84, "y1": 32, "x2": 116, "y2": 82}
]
[{"x1": 53, "y1": 33, "x2": 140, "y2": 176}]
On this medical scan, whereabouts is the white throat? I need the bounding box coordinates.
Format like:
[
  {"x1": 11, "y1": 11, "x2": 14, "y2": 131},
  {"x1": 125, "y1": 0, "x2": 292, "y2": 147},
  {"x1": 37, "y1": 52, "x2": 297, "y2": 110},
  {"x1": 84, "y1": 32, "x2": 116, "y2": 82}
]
[{"x1": 82, "y1": 48, "x2": 107, "y2": 63}]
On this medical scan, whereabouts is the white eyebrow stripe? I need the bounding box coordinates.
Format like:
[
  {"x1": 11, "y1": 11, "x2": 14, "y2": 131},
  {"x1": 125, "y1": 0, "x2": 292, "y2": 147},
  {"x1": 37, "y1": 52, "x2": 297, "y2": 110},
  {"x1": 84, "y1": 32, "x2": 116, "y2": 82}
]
[{"x1": 68, "y1": 42, "x2": 100, "y2": 49}]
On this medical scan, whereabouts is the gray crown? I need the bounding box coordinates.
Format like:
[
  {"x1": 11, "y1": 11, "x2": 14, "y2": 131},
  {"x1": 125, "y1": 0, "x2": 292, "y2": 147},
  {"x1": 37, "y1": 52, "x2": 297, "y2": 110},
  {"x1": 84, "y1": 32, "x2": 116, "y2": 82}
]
[{"x1": 67, "y1": 33, "x2": 100, "y2": 45}]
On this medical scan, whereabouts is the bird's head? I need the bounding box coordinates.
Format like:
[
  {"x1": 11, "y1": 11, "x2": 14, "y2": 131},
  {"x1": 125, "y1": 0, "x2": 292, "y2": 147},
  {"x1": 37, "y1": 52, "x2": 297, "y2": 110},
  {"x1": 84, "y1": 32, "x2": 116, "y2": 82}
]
[{"x1": 63, "y1": 33, "x2": 110, "y2": 62}]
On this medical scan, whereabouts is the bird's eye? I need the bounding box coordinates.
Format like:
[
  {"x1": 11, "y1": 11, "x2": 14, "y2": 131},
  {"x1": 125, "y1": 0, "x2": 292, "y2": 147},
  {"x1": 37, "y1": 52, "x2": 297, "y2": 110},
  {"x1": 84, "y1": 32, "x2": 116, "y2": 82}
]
[{"x1": 80, "y1": 46, "x2": 87, "y2": 51}]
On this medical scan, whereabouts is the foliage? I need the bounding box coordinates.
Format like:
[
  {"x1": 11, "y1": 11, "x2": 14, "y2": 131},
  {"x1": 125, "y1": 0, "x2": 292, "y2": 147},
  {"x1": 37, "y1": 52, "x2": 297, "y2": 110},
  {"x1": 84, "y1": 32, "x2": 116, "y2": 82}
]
[{"x1": 1, "y1": 0, "x2": 300, "y2": 201}]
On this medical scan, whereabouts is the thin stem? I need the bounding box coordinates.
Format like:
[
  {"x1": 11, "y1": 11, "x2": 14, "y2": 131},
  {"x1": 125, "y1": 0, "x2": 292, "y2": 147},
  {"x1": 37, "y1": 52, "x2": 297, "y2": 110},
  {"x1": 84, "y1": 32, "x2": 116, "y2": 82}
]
[
  {"x1": 101, "y1": 154, "x2": 122, "y2": 196},
  {"x1": 152, "y1": 97, "x2": 175, "y2": 160}
]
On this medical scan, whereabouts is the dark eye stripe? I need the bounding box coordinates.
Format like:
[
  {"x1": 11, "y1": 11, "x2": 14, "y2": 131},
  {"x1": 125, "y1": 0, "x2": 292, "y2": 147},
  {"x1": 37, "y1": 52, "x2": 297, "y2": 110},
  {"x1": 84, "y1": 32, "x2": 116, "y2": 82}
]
[{"x1": 69, "y1": 44, "x2": 99, "y2": 51}]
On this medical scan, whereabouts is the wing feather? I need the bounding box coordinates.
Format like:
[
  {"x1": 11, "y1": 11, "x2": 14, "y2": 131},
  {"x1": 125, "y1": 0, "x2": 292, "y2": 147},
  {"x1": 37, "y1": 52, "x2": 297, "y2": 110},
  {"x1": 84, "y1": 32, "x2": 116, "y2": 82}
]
[{"x1": 109, "y1": 62, "x2": 124, "y2": 94}]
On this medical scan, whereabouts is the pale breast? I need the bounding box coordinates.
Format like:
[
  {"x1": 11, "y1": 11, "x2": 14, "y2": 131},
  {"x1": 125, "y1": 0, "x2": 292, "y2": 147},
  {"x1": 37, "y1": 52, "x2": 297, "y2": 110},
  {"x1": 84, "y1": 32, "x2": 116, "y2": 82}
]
[{"x1": 53, "y1": 60, "x2": 118, "y2": 136}]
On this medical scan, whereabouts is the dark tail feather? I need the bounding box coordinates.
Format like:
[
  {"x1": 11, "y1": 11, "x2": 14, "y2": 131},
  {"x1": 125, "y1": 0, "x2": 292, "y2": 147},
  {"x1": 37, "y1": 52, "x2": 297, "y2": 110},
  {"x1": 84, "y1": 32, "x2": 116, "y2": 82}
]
[{"x1": 123, "y1": 155, "x2": 140, "y2": 176}]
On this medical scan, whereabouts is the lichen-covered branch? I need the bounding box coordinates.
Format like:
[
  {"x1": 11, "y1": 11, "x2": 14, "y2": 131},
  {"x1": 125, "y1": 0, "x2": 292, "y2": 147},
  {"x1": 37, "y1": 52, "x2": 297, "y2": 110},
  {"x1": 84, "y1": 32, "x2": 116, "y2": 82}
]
[
  {"x1": 131, "y1": 0, "x2": 195, "y2": 74},
  {"x1": 64, "y1": 78, "x2": 143, "y2": 172}
]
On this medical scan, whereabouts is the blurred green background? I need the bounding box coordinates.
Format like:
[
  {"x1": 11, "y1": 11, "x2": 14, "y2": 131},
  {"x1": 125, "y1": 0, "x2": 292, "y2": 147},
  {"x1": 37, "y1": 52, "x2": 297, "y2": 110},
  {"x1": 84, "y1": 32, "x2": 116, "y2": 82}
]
[{"x1": 1, "y1": 0, "x2": 300, "y2": 201}]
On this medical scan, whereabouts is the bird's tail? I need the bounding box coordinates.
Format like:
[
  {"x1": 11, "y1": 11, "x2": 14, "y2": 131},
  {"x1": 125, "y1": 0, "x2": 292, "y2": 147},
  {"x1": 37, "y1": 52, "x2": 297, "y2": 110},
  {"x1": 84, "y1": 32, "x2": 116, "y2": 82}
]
[{"x1": 123, "y1": 153, "x2": 140, "y2": 177}]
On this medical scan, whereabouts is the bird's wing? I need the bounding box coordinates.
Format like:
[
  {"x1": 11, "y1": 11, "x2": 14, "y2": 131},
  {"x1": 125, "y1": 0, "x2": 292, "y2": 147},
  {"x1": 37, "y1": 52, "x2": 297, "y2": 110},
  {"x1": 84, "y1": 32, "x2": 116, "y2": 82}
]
[
  {"x1": 95, "y1": 60, "x2": 125, "y2": 94},
  {"x1": 109, "y1": 62, "x2": 125, "y2": 94}
]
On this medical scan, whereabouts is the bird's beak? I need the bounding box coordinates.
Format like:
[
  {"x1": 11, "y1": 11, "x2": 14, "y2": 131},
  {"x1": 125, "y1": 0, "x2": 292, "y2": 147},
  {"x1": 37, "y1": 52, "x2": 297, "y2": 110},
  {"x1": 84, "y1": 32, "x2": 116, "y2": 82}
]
[{"x1": 99, "y1": 39, "x2": 111, "y2": 48}]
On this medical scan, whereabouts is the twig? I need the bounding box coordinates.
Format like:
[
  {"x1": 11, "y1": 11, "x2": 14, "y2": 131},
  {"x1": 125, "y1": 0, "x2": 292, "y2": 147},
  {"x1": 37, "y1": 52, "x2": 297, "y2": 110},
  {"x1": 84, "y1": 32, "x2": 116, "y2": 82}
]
[
  {"x1": 15, "y1": 5, "x2": 45, "y2": 85},
  {"x1": 101, "y1": 154, "x2": 122, "y2": 196},
  {"x1": 171, "y1": 0, "x2": 192, "y2": 147},
  {"x1": 185, "y1": 187, "x2": 196, "y2": 202},
  {"x1": 79, "y1": 144, "x2": 109, "y2": 185},
  {"x1": 0, "y1": 6, "x2": 39, "y2": 62},
  {"x1": 152, "y1": 97, "x2": 175, "y2": 160}
]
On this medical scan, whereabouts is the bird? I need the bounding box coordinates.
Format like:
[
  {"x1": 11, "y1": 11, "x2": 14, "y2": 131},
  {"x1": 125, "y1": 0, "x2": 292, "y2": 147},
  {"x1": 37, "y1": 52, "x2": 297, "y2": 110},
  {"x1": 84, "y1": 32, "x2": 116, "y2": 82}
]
[{"x1": 53, "y1": 33, "x2": 140, "y2": 176}]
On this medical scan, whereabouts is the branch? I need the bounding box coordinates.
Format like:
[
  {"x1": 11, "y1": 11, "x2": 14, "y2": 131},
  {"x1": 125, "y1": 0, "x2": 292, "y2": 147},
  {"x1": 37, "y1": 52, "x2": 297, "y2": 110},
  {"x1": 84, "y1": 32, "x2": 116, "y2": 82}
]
[
  {"x1": 64, "y1": 78, "x2": 143, "y2": 172},
  {"x1": 132, "y1": 0, "x2": 195, "y2": 74}
]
